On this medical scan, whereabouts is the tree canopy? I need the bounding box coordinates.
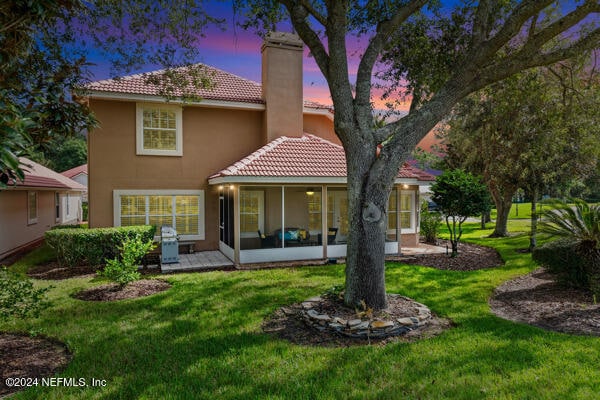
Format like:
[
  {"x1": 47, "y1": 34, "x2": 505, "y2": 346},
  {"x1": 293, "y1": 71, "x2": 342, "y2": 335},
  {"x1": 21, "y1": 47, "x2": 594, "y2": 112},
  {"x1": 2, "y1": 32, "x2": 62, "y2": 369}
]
[{"x1": 442, "y1": 60, "x2": 600, "y2": 239}]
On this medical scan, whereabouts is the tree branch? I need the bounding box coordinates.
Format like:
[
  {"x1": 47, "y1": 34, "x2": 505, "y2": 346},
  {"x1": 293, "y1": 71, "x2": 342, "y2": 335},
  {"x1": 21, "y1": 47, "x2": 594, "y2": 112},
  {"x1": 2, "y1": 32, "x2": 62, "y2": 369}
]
[
  {"x1": 521, "y1": 1, "x2": 600, "y2": 55},
  {"x1": 279, "y1": 0, "x2": 330, "y2": 79},
  {"x1": 299, "y1": 0, "x2": 327, "y2": 27},
  {"x1": 468, "y1": 0, "x2": 554, "y2": 66},
  {"x1": 471, "y1": 0, "x2": 494, "y2": 46},
  {"x1": 355, "y1": 1, "x2": 427, "y2": 111}
]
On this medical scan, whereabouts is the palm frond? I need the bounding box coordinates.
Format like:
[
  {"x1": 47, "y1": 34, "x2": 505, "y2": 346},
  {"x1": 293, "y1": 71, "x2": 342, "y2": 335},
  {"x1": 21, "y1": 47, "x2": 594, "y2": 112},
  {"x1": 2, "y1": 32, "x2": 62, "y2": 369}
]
[{"x1": 540, "y1": 199, "x2": 600, "y2": 247}]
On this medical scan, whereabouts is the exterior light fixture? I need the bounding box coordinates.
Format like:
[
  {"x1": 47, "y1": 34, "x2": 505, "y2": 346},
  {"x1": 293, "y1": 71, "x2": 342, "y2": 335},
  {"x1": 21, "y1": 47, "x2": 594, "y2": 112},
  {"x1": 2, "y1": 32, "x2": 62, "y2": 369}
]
[
  {"x1": 306, "y1": 188, "x2": 315, "y2": 196},
  {"x1": 402, "y1": 184, "x2": 409, "y2": 189}
]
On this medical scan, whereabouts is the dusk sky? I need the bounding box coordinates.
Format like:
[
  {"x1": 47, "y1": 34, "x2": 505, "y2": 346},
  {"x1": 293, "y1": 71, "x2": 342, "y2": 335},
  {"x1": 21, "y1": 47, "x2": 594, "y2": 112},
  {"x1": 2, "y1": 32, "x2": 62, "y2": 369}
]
[{"x1": 84, "y1": 2, "x2": 408, "y2": 111}]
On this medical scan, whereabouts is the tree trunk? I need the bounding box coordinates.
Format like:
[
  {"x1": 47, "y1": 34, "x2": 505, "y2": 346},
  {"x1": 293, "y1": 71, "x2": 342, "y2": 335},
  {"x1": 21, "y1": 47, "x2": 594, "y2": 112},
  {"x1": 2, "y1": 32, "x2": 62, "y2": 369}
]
[
  {"x1": 490, "y1": 191, "x2": 513, "y2": 237},
  {"x1": 529, "y1": 186, "x2": 539, "y2": 251},
  {"x1": 343, "y1": 164, "x2": 390, "y2": 310}
]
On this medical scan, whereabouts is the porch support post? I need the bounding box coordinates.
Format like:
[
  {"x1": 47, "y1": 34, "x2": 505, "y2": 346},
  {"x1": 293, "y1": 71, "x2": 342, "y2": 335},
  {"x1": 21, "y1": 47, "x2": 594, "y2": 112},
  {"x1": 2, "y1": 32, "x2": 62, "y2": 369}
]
[
  {"x1": 233, "y1": 186, "x2": 241, "y2": 264},
  {"x1": 322, "y1": 185, "x2": 328, "y2": 259},
  {"x1": 396, "y1": 186, "x2": 401, "y2": 255},
  {"x1": 281, "y1": 186, "x2": 285, "y2": 249}
]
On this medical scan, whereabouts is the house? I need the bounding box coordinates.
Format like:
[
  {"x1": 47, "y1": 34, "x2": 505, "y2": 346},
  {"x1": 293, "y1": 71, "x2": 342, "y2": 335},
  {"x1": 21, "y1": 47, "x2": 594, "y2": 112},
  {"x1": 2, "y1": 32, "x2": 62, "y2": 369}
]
[
  {"x1": 0, "y1": 158, "x2": 86, "y2": 261},
  {"x1": 61, "y1": 164, "x2": 88, "y2": 201},
  {"x1": 84, "y1": 32, "x2": 434, "y2": 265}
]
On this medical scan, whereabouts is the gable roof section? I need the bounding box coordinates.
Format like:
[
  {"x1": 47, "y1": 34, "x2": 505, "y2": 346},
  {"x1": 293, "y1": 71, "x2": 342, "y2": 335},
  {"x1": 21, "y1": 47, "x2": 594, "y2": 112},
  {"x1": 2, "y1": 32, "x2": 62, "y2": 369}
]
[
  {"x1": 85, "y1": 64, "x2": 336, "y2": 116},
  {"x1": 86, "y1": 64, "x2": 264, "y2": 104},
  {"x1": 209, "y1": 134, "x2": 435, "y2": 184},
  {"x1": 11, "y1": 158, "x2": 87, "y2": 190},
  {"x1": 61, "y1": 164, "x2": 88, "y2": 179}
]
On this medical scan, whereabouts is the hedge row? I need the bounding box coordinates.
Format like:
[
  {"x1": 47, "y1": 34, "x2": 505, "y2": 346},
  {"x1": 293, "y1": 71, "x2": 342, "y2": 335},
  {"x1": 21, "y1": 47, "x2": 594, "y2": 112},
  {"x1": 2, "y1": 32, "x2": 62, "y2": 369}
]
[
  {"x1": 45, "y1": 225, "x2": 155, "y2": 268},
  {"x1": 532, "y1": 238, "x2": 589, "y2": 289}
]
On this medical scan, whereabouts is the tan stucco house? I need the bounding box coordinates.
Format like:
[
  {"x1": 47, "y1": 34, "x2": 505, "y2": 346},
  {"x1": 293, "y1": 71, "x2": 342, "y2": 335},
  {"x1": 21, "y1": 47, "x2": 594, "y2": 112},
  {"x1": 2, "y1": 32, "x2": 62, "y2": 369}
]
[
  {"x1": 0, "y1": 158, "x2": 85, "y2": 261},
  {"x1": 84, "y1": 32, "x2": 434, "y2": 264}
]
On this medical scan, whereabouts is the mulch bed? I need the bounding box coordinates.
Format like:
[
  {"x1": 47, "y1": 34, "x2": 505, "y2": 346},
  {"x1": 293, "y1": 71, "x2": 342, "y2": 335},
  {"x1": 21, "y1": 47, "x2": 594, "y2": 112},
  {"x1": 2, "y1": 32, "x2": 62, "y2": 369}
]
[
  {"x1": 0, "y1": 333, "x2": 72, "y2": 397},
  {"x1": 27, "y1": 262, "x2": 161, "y2": 280},
  {"x1": 490, "y1": 268, "x2": 600, "y2": 336},
  {"x1": 27, "y1": 262, "x2": 98, "y2": 280},
  {"x1": 72, "y1": 279, "x2": 171, "y2": 302},
  {"x1": 397, "y1": 240, "x2": 505, "y2": 271}
]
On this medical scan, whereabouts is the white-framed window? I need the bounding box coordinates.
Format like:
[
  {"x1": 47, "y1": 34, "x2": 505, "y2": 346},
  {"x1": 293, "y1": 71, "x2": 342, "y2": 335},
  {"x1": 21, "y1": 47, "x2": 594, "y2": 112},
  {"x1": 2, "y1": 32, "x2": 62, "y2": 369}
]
[
  {"x1": 55, "y1": 192, "x2": 60, "y2": 222},
  {"x1": 113, "y1": 190, "x2": 204, "y2": 240},
  {"x1": 388, "y1": 189, "x2": 398, "y2": 233},
  {"x1": 136, "y1": 103, "x2": 183, "y2": 156},
  {"x1": 239, "y1": 190, "x2": 264, "y2": 238},
  {"x1": 400, "y1": 190, "x2": 416, "y2": 233},
  {"x1": 28, "y1": 191, "x2": 38, "y2": 225}
]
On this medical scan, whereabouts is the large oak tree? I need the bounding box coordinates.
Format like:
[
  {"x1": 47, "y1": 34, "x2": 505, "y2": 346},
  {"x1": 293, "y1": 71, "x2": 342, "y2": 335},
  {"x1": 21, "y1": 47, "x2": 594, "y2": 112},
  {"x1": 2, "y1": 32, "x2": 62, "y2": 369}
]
[{"x1": 234, "y1": 0, "x2": 599, "y2": 309}]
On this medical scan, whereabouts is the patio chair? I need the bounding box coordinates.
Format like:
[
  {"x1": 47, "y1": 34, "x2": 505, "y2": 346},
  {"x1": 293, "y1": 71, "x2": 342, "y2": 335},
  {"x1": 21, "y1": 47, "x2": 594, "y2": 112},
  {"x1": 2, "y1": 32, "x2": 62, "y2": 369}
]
[
  {"x1": 258, "y1": 230, "x2": 276, "y2": 248},
  {"x1": 327, "y1": 228, "x2": 338, "y2": 244}
]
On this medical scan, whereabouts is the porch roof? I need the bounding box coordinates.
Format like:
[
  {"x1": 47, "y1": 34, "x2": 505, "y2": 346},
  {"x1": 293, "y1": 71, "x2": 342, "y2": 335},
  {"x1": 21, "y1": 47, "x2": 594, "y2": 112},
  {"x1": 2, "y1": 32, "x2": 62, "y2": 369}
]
[{"x1": 208, "y1": 134, "x2": 435, "y2": 185}]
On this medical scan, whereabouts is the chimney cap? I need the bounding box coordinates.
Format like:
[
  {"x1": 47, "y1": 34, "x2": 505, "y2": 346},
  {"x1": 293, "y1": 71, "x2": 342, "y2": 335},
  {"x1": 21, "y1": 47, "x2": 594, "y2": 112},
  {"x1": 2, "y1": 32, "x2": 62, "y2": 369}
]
[{"x1": 262, "y1": 31, "x2": 303, "y2": 51}]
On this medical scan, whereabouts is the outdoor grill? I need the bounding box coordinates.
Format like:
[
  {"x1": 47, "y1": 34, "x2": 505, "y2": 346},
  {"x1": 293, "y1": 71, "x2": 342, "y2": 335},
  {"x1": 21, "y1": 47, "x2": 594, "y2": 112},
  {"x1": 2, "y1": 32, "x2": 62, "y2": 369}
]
[{"x1": 161, "y1": 226, "x2": 179, "y2": 264}]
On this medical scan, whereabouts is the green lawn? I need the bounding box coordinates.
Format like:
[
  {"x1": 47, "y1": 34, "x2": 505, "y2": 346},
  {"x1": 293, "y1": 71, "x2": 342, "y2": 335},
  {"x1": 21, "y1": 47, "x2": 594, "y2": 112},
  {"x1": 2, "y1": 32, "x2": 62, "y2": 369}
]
[{"x1": 3, "y1": 223, "x2": 600, "y2": 399}]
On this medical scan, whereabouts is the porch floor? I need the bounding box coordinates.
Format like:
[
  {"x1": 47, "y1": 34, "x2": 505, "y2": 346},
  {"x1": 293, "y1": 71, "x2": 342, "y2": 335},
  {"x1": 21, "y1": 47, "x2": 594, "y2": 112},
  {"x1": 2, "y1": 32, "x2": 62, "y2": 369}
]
[
  {"x1": 158, "y1": 243, "x2": 446, "y2": 273},
  {"x1": 160, "y1": 251, "x2": 235, "y2": 273}
]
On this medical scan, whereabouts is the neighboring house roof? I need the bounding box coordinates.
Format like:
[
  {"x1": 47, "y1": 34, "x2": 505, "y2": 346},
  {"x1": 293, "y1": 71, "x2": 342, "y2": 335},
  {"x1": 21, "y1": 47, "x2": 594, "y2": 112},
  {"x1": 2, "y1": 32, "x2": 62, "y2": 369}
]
[
  {"x1": 209, "y1": 134, "x2": 435, "y2": 184},
  {"x1": 12, "y1": 158, "x2": 87, "y2": 190},
  {"x1": 84, "y1": 64, "x2": 335, "y2": 115},
  {"x1": 61, "y1": 164, "x2": 88, "y2": 179}
]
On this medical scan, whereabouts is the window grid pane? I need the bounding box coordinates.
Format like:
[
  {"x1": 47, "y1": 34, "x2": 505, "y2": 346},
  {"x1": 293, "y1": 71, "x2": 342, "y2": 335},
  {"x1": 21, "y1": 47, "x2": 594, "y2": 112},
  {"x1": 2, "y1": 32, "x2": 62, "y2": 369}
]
[
  {"x1": 142, "y1": 108, "x2": 177, "y2": 150},
  {"x1": 119, "y1": 194, "x2": 201, "y2": 236}
]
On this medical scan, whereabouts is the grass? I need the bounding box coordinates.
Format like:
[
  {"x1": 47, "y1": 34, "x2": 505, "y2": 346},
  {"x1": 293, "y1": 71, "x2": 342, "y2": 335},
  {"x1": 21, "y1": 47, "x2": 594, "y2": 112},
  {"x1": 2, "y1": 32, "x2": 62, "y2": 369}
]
[
  {"x1": 3, "y1": 221, "x2": 600, "y2": 399},
  {"x1": 489, "y1": 201, "x2": 556, "y2": 221}
]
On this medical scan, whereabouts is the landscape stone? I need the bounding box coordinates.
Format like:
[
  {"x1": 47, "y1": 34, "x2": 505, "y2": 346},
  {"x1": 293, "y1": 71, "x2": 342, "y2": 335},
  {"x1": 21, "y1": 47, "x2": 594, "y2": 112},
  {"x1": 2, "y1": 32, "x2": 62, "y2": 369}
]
[{"x1": 371, "y1": 320, "x2": 395, "y2": 329}]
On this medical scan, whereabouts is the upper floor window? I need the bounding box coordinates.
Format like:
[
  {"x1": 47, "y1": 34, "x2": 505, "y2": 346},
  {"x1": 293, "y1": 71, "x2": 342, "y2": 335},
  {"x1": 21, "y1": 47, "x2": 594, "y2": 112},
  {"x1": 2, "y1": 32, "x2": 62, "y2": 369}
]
[{"x1": 136, "y1": 103, "x2": 183, "y2": 156}]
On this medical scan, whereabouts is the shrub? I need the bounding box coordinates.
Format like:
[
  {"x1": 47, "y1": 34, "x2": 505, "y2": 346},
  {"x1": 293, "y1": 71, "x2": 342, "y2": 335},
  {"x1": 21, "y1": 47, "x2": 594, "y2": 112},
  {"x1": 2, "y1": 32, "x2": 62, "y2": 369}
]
[
  {"x1": 538, "y1": 199, "x2": 600, "y2": 296},
  {"x1": 532, "y1": 239, "x2": 588, "y2": 289},
  {"x1": 50, "y1": 224, "x2": 83, "y2": 230},
  {"x1": 45, "y1": 225, "x2": 155, "y2": 267},
  {"x1": 420, "y1": 200, "x2": 442, "y2": 244},
  {"x1": 0, "y1": 267, "x2": 50, "y2": 321},
  {"x1": 99, "y1": 235, "x2": 156, "y2": 287}
]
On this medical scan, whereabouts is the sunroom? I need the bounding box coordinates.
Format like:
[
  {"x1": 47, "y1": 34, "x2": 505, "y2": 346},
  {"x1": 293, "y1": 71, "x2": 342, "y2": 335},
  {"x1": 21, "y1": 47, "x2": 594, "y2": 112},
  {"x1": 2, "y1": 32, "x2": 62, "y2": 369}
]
[{"x1": 208, "y1": 134, "x2": 435, "y2": 264}]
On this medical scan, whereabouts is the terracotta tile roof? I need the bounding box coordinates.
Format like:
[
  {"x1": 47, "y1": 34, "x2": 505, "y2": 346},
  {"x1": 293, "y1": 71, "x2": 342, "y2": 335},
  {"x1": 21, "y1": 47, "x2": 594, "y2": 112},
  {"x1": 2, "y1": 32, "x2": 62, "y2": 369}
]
[
  {"x1": 86, "y1": 64, "x2": 264, "y2": 104},
  {"x1": 209, "y1": 134, "x2": 435, "y2": 182},
  {"x1": 86, "y1": 64, "x2": 336, "y2": 113},
  {"x1": 303, "y1": 100, "x2": 334, "y2": 113},
  {"x1": 61, "y1": 164, "x2": 87, "y2": 179},
  {"x1": 13, "y1": 158, "x2": 87, "y2": 190}
]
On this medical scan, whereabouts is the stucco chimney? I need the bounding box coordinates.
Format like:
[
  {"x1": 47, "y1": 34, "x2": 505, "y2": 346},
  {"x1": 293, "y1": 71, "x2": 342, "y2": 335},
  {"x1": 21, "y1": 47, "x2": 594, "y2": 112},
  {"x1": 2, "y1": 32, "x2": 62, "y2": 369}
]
[{"x1": 261, "y1": 32, "x2": 304, "y2": 142}]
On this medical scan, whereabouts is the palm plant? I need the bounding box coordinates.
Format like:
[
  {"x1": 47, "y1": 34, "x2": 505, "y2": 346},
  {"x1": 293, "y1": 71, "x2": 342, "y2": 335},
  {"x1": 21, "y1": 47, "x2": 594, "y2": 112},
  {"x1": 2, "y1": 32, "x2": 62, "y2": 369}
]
[
  {"x1": 539, "y1": 198, "x2": 600, "y2": 295},
  {"x1": 539, "y1": 199, "x2": 600, "y2": 248}
]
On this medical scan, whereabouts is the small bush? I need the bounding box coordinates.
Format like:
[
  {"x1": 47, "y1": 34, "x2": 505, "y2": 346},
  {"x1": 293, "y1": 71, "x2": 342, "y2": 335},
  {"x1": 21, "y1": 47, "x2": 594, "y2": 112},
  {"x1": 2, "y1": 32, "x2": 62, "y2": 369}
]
[
  {"x1": 0, "y1": 267, "x2": 50, "y2": 321},
  {"x1": 420, "y1": 200, "x2": 442, "y2": 244},
  {"x1": 532, "y1": 238, "x2": 589, "y2": 289},
  {"x1": 99, "y1": 235, "x2": 156, "y2": 287},
  {"x1": 45, "y1": 225, "x2": 155, "y2": 267}
]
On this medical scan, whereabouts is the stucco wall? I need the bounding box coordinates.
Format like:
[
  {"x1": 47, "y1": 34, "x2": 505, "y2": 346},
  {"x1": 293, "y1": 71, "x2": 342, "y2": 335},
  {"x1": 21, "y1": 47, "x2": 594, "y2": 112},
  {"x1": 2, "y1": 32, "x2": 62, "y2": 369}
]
[
  {"x1": 0, "y1": 190, "x2": 56, "y2": 259},
  {"x1": 303, "y1": 114, "x2": 338, "y2": 144},
  {"x1": 88, "y1": 99, "x2": 264, "y2": 251}
]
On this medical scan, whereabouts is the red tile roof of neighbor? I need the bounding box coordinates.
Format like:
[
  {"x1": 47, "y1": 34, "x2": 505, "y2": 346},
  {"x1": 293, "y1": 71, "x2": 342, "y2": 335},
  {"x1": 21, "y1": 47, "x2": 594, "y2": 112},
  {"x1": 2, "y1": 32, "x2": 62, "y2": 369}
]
[
  {"x1": 210, "y1": 134, "x2": 435, "y2": 182},
  {"x1": 85, "y1": 64, "x2": 334, "y2": 111},
  {"x1": 13, "y1": 158, "x2": 87, "y2": 190},
  {"x1": 60, "y1": 164, "x2": 87, "y2": 179}
]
